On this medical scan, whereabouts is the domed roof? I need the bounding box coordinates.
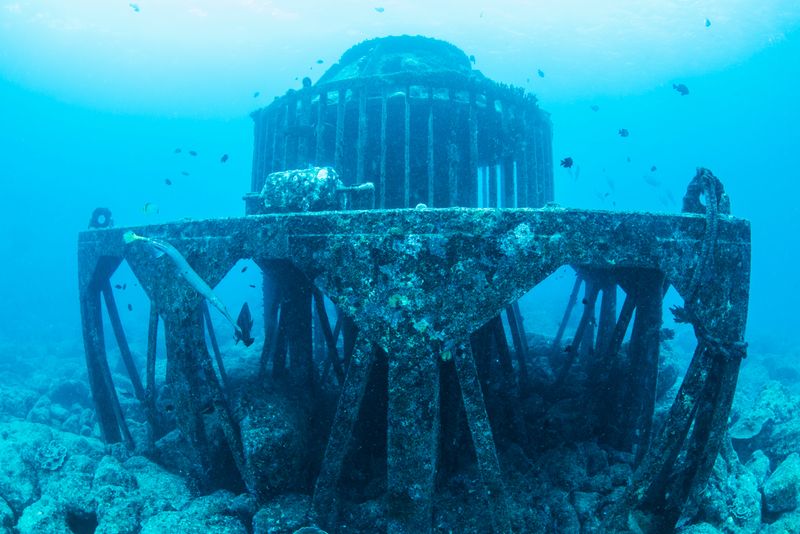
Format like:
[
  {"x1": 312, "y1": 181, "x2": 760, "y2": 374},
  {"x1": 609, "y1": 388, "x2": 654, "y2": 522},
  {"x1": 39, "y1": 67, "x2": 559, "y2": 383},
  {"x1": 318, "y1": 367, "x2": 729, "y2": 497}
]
[{"x1": 316, "y1": 35, "x2": 474, "y2": 86}]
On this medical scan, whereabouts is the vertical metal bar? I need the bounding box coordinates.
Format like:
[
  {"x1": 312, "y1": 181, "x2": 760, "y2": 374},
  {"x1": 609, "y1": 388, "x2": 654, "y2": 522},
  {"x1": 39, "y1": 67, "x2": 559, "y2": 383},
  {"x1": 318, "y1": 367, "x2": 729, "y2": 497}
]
[
  {"x1": 386, "y1": 335, "x2": 439, "y2": 533},
  {"x1": 271, "y1": 104, "x2": 286, "y2": 173},
  {"x1": 284, "y1": 94, "x2": 298, "y2": 170},
  {"x1": 80, "y1": 281, "x2": 123, "y2": 444},
  {"x1": 261, "y1": 109, "x2": 275, "y2": 180},
  {"x1": 551, "y1": 273, "x2": 583, "y2": 355},
  {"x1": 427, "y1": 87, "x2": 435, "y2": 206},
  {"x1": 315, "y1": 91, "x2": 327, "y2": 165},
  {"x1": 356, "y1": 88, "x2": 368, "y2": 185},
  {"x1": 313, "y1": 288, "x2": 344, "y2": 384},
  {"x1": 446, "y1": 89, "x2": 459, "y2": 207},
  {"x1": 403, "y1": 85, "x2": 411, "y2": 208},
  {"x1": 101, "y1": 280, "x2": 145, "y2": 402},
  {"x1": 202, "y1": 300, "x2": 229, "y2": 390},
  {"x1": 627, "y1": 271, "x2": 664, "y2": 463},
  {"x1": 543, "y1": 118, "x2": 555, "y2": 202},
  {"x1": 505, "y1": 304, "x2": 529, "y2": 388},
  {"x1": 260, "y1": 268, "x2": 281, "y2": 378},
  {"x1": 250, "y1": 111, "x2": 264, "y2": 192},
  {"x1": 145, "y1": 302, "x2": 159, "y2": 449},
  {"x1": 489, "y1": 164, "x2": 498, "y2": 208},
  {"x1": 298, "y1": 87, "x2": 313, "y2": 167},
  {"x1": 596, "y1": 281, "x2": 618, "y2": 356},
  {"x1": 453, "y1": 342, "x2": 511, "y2": 533},
  {"x1": 379, "y1": 89, "x2": 388, "y2": 209},
  {"x1": 555, "y1": 280, "x2": 600, "y2": 385},
  {"x1": 335, "y1": 88, "x2": 346, "y2": 172},
  {"x1": 468, "y1": 91, "x2": 480, "y2": 207},
  {"x1": 313, "y1": 335, "x2": 374, "y2": 529}
]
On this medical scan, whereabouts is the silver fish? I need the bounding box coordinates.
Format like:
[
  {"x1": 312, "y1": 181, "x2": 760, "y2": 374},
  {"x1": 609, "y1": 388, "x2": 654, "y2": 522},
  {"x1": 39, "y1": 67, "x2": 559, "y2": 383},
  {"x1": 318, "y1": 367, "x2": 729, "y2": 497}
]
[{"x1": 123, "y1": 231, "x2": 241, "y2": 336}]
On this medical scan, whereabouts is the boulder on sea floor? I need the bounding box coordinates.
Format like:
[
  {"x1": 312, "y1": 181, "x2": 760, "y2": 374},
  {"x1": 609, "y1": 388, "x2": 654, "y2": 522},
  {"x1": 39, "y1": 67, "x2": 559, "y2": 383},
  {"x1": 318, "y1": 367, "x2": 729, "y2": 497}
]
[
  {"x1": 764, "y1": 452, "x2": 800, "y2": 513},
  {"x1": 730, "y1": 382, "x2": 800, "y2": 465},
  {"x1": 139, "y1": 491, "x2": 249, "y2": 534}
]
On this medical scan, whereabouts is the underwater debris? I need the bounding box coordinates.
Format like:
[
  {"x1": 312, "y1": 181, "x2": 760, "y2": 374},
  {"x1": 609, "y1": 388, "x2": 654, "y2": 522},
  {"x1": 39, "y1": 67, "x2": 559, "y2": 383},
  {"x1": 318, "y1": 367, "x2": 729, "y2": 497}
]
[
  {"x1": 618, "y1": 128, "x2": 629, "y2": 137},
  {"x1": 469, "y1": 54, "x2": 476, "y2": 64},
  {"x1": 220, "y1": 154, "x2": 229, "y2": 163},
  {"x1": 560, "y1": 157, "x2": 574, "y2": 169},
  {"x1": 302, "y1": 77, "x2": 312, "y2": 89},
  {"x1": 673, "y1": 83, "x2": 690, "y2": 96},
  {"x1": 123, "y1": 231, "x2": 242, "y2": 336},
  {"x1": 234, "y1": 303, "x2": 255, "y2": 347}
]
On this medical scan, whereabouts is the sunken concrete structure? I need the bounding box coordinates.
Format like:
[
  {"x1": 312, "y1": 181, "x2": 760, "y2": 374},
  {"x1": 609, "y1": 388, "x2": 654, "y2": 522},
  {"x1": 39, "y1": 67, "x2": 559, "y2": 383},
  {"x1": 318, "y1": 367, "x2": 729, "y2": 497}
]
[{"x1": 78, "y1": 36, "x2": 750, "y2": 533}]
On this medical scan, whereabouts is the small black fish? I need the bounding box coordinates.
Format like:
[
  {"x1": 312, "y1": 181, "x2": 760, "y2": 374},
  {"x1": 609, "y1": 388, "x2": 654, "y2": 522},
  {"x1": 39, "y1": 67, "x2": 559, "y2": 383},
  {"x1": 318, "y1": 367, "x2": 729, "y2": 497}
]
[
  {"x1": 469, "y1": 54, "x2": 476, "y2": 64},
  {"x1": 115, "y1": 284, "x2": 123, "y2": 289},
  {"x1": 651, "y1": 165, "x2": 657, "y2": 172},
  {"x1": 127, "y1": 303, "x2": 133, "y2": 311},
  {"x1": 537, "y1": 69, "x2": 545, "y2": 78},
  {"x1": 375, "y1": 6, "x2": 385, "y2": 13},
  {"x1": 560, "y1": 157, "x2": 574, "y2": 169},
  {"x1": 241, "y1": 266, "x2": 248, "y2": 273},
  {"x1": 220, "y1": 154, "x2": 229, "y2": 163},
  {"x1": 173, "y1": 148, "x2": 181, "y2": 154},
  {"x1": 302, "y1": 77, "x2": 312, "y2": 89},
  {"x1": 316, "y1": 59, "x2": 324, "y2": 64},
  {"x1": 705, "y1": 18, "x2": 711, "y2": 28},
  {"x1": 123, "y1": 283, "x2": 127, "y2": 290},
  {"x1": 673, "y1": 83, "x2": 689, "y2": 96},
  {"x1": 129, "y1": 3, "x2": 140, "y2": 13},
  {"x1": 188, "y1": 150, "x2": 198, "y2": 156},
  {"x1": 249, "y1": 284, "x2": 256, "y2": 288},
  {"x1": 181, "y1": 171, "x2": 190, "y2": 176},
  {"x1": 234, "y1": 303, "x2": 255, "y2": 347},
  {"x1": 590, "y1": 104, "x2": 600, "y2": 112},
  {"x1": 626, "y1": 156, "x2": 631, "y2": 163},
  {"x1": 618, "y1": 128, "x2": 629, "y2": 137},
  {"x1": 164, "y1": 178, "x2": 172, "y2": 185},
  {"x1": 253, "y1": 91, "x2": 260, "y2": 98}
]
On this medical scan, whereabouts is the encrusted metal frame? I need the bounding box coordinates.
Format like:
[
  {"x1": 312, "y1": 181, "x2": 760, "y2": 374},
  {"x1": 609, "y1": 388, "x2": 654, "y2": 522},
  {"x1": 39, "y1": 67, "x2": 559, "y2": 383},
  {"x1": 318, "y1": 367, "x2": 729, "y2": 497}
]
[{"x1": 78, "y1": 199, "x2": 750, "y2": 532}]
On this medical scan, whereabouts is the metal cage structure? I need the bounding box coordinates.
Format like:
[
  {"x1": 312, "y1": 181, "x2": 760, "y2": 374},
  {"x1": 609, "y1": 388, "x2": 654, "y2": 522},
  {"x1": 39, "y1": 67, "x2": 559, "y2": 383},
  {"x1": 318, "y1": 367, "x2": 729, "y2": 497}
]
[{"x1": 248, "y1": 35, "x2": 553, "y2": 212}]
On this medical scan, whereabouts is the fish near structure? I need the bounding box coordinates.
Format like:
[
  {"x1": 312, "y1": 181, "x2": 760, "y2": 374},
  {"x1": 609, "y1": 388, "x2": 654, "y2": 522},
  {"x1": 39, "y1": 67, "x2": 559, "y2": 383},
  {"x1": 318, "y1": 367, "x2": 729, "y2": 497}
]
[
  {"x1": 235, "y1": 303, "x2": 255, "y2": 347},
  {"x1": 123, "y1": 231, "x2": 242, "y2": 337}
]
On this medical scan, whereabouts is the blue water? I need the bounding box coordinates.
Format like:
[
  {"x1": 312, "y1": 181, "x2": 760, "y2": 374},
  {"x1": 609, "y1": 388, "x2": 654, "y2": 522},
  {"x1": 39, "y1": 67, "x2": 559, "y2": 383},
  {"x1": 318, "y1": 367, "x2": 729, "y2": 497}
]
[{"x1": 0, "y1": 2, "x2": 798, "y2": 354}]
